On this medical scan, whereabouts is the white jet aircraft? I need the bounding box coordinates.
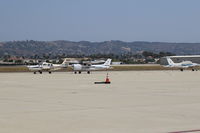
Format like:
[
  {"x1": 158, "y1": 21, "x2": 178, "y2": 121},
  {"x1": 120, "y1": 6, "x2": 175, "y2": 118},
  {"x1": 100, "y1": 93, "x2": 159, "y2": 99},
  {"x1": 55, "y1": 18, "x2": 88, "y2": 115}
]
[
  {"x1": 72, "y1": 58, "x2": 112, "y2": 74},
  {"x1": 27, "y1": 59, "x2": 68, "y2": 74},
  {"x1": 164, "y1": 57, "x2": 199, "y2": 71}
]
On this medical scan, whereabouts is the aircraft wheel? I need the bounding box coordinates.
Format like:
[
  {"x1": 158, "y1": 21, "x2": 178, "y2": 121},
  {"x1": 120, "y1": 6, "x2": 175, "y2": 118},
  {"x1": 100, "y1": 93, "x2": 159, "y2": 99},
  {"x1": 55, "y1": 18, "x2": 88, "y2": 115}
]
[
  {"x1": 34, "y1": 72, "x2": 36, "y2": 74},
  {"x1": 49, "y1": 71, "x2": 52, "y2": 74},
  {"x1": 87, "y1": 71, "x2": 90, "y2": 74},
  {"x1": 39, "y1": 71, "x2": 42, "y2": 74},
  {"x1": 192, "y1": 69, "x2": 195, "y2": 71},
  {"x1": 180, "y1": 69, "x2": 183, "y2": 71},
  {"x1": 79, "y1": 71, "x2": 81, "y2": 74},
  {"x1": 74, "y1": 71, "x2": 77, "y2": 74}
]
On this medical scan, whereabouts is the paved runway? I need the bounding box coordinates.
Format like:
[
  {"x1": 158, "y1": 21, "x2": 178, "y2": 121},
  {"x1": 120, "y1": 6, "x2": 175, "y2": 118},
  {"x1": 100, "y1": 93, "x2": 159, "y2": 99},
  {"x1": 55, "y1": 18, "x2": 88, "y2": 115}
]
[{"x1": 0, "y1": 71, "x2": 200, "y2": 133}]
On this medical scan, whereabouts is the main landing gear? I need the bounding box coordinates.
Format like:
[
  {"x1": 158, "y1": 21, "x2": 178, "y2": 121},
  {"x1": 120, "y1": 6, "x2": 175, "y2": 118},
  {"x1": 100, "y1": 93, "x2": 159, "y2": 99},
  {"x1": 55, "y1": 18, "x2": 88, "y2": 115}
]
[
  {"x1": 179, "y1": 68, "x2": 198, "y2": 72},
  {"x1": 74, "y1": 71, "x2": 90, "y2": 74},
  {"x1": 33, "y1": 71, "x2": 43, "y2": 74},
  {"x1": 192, "y1": 69, "x2": 198, "y2": 71},
  {"x1": 33, "y1": 71, "x2": 52, "y2": 74},
  {"x1": 74, "y1": 71, "x2": 82, "y2": 74}
]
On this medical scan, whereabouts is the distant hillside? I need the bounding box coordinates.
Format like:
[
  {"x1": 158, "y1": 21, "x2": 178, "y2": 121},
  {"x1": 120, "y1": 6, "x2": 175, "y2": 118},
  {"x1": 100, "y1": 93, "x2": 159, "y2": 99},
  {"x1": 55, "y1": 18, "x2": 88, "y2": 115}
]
[{"x1": 1, "y1": 40, "x2": 200, "y2": 56}]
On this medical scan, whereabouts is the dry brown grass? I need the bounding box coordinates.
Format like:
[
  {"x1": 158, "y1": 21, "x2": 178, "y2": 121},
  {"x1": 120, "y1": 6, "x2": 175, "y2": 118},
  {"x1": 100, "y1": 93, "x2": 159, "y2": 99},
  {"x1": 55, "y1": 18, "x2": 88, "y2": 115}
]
[
  {"x1": 0, "y1": 66, "x2": 72, "y2": 72},
  {"x1": 0, "y1": 65, "x2": 199, "y2": 72},
  {"x1": 0, "y1": 66, "x2": 29, "y2": 72},
  {"x1": 111, "y1": 65, "x2": 177, "y2": 71}
]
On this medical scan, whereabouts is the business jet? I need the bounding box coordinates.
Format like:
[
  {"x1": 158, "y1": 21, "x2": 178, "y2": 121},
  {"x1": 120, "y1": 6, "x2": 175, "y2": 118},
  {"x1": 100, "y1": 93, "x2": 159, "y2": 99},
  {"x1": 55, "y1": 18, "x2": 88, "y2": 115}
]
[
  {"x1": 72, "y1": 58, "x2": 112, "y2": 74},
  {"x1": 27, "y1": 59, "x2": 68, "y2": 74},
  {"x1": 164, "y1": 57, "x2": 199, "y2": 71}
]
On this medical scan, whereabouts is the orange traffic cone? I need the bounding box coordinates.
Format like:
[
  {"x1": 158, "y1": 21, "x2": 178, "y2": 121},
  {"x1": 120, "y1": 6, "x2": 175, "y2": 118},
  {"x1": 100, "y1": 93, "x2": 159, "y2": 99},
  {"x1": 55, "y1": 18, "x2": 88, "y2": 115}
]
[
  {"x1": 105, "y1": 73, "x2": 111, "y2": 84},
  {"x1": 94, "y1": 73, "x2": 111, "y2": 84}
]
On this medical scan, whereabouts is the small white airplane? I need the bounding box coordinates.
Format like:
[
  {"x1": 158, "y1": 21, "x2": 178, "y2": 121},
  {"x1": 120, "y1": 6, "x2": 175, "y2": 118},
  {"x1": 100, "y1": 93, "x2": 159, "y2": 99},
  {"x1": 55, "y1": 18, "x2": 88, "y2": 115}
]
[
  {"x1": 72, "y1": 58, "x2": 112, "y2": 74},
  {"x1": 27, "y1": 59, "x2": 68, "y2": 74},
  {"x1": 164, "y1": 57, "x2": 199, "y2": 71}
]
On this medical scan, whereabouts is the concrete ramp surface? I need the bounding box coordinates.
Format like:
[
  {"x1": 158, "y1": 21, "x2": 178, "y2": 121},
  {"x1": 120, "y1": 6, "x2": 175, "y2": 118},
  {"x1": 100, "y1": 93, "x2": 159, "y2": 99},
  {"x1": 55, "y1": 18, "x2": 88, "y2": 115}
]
[{"x1": 0, "y1": 71, "x2": 200, "y2": 133}]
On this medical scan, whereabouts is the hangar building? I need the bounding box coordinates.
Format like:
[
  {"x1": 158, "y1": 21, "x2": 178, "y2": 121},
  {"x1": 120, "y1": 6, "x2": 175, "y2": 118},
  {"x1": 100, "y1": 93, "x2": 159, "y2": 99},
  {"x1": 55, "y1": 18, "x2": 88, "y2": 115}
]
[{"x1": 160, "y1": 55, "x2": 200, "y2": 65}]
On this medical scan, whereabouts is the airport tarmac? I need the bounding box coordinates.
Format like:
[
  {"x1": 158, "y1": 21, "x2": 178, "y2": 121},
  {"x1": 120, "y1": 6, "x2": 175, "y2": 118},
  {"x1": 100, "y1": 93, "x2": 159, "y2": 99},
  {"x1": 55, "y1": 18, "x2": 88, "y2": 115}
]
[{"x1": 0, "y1": 71, "x2": 200, "y2": 133}]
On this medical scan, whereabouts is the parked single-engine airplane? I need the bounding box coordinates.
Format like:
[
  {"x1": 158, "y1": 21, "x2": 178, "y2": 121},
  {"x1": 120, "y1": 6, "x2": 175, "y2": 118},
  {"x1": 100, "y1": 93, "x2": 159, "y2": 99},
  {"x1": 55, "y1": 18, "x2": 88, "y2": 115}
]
[
  {"x1": 72, "y1": 58, "x2": 112, "y2": 74},
  {"x1": 27, "y1": 59, "x2": 68, "y2": 74},
  {"x1": 164, "y1": 57, "x2": 199, "y2": 71}
]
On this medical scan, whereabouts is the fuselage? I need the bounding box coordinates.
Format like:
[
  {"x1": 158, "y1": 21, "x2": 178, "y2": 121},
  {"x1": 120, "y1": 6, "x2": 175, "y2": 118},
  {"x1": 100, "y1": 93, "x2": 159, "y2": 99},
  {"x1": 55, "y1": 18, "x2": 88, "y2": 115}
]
[
  {"x1": 166, "y1": 61, "x2": 198, "y2": 68},
  {"x1": 73, "y1": 59, "x2": 112, "y2": 72},
  {"x1": 164, "y1": 57, "x2": 199, "y2": 69},
  {"x1": 89, "y1": 64, "x2": 110, "y2": 70},
  {"x1": 27, "y1": 62, "x2": 66, "y2": 71}
]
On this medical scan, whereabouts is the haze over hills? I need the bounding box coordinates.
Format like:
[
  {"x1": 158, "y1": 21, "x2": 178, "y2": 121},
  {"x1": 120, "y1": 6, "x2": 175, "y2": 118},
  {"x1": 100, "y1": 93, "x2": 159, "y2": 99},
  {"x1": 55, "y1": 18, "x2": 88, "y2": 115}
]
[{"x1": 0, "y1": 40, "x2": 200, "y2": 57}]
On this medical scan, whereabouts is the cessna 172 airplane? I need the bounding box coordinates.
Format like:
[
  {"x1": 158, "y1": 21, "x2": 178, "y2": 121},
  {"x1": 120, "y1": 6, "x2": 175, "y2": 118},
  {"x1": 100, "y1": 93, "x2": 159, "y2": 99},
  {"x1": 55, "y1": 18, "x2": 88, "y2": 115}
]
[
  {"x1": 72, "y1": 58, "x2": 112, "y2": 74},
  {"x1": 27, "y1": 59, "x2": 68, "y2": 74},
  {"x1": 164, "y1": 57, "x2": 199, "y2": 71}
]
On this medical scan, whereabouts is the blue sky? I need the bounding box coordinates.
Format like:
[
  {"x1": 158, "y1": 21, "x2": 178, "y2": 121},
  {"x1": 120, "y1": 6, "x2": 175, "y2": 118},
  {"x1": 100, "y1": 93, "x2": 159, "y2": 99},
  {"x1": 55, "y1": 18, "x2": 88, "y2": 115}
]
[{"x1": 0, "y1": 0, "x2": 200, "y2": 42}]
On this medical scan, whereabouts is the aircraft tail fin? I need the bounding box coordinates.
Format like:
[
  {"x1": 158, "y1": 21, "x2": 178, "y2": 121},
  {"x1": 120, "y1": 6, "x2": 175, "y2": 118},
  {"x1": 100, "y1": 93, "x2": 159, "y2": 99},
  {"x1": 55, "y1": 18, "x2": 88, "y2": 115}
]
[
  {"x1": 61, "y1": 58, "x2": 68, "y2": 67},
  {"x1": 166, "y1": 57, "x2": 175, "y2": 65},
  {"x1": 62, "y1": 58, "x2": 68, "y2": 64},
  {"x1": 103, "y1": 58, "x2": 112, "y2": 66}
]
